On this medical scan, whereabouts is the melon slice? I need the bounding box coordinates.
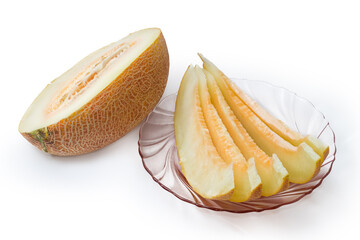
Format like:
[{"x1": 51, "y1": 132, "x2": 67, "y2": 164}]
[
  {"x1": 204, "y1": 69, "x2": 289, "y2": 196},
  {"x1": 225, "y1": 78, "x2": 329, "y2": 163},
  {"x1": 200, "y1": 54, "x2": 329, "y2": 162},
  {"x1": 19, "y1": 28, "x2": 169, "y2": 156},
  {"x1": 200, "y1": 56, "x2": 322, "y2": 184},
  {"x1": 195, "y1": 66, "x2": 261, "y2": 202},
  {"x1": 175, "y1": 66, "x2": 234, "y2": 200}
]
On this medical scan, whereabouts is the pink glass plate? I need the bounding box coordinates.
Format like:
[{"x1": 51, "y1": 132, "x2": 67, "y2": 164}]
[{"x1": 138, "y1": 79, "x2": 336, "y2": 213}]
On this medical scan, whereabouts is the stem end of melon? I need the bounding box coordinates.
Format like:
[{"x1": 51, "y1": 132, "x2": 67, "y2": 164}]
[{"x1": 29, "y1": 128, "x2": 49, "y2": 153}]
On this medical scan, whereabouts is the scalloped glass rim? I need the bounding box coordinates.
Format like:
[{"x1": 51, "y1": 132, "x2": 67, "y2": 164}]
[{"x1": 138, "y1": 78, "x2": 336, "y2": 213}]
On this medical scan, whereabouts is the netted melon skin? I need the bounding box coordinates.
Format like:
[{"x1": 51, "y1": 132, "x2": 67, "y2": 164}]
[{"x1": 23, "y1": 33, "x2": 169, "y2": 156}]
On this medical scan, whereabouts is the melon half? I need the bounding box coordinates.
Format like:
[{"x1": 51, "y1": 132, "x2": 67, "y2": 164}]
[{"x1": 19, "y1": 28, "x2": 169, "y2": 156}]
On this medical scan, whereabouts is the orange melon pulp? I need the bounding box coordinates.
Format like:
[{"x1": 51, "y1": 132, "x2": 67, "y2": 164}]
[
  {"x1": 195, "y1": 66, "x2": 261, "y2": 202},
  {"x1": 19, "y1": 28, "x2": 169, "y2": 156},
  {"x1": 175, "y1": 66, "x2": 234, "y2": 200},
  {"x1": 204, "y1": 69, "x2": 289, "y2": 196},
  {"x1": 199, "y1": 55, "x2": 322, "y2": 184},
  {"x1": 200, "y1": 54, "x2": 328, "y2": 163}
]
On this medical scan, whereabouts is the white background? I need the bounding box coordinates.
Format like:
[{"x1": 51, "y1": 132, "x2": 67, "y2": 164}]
[{"x1": 1, "y1": 0, "x2": 359, "y2": 239}]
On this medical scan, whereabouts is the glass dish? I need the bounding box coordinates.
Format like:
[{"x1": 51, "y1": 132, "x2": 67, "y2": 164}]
[{"x1": 138, "y1": 79, "x2": 336, "y2": 213}]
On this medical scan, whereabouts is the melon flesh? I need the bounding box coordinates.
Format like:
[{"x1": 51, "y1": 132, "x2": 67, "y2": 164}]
[
  {"x1": 19, "y1": 28, "x2": 169, "y2": 156},
  {"x1": 200, "y1": 55, "x2": 322, "y2": 184},
  {"x1": 204, "y1": 69, "x2": 289, "y2": 196},
  {"x1": 200, "y1": 55, "x2": 329, "y2": 162},
  {"x1": 195, "y1": 66, "x2": 261, "y2": 202},
  {"x1": 175, "y1": 66, "x2": 234, "y2": 200}
]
